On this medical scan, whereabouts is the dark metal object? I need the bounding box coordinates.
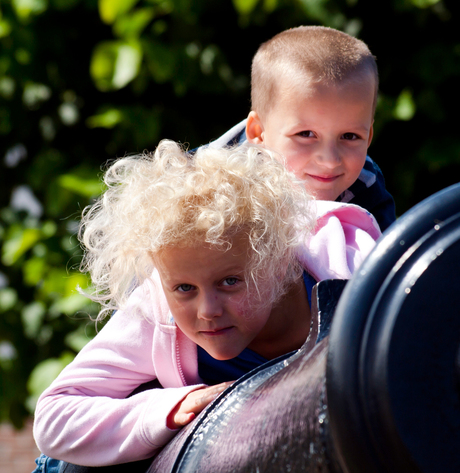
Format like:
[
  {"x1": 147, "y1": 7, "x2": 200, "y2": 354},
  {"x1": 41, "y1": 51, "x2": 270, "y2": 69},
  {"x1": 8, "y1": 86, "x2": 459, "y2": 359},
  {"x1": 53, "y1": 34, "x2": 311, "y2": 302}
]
[
  {"x1": 327, "y1": 183, "x2": 460, "y2": 473},
  {"x1": 148, "y1": 183, "x2": 460, "y2": 473}
]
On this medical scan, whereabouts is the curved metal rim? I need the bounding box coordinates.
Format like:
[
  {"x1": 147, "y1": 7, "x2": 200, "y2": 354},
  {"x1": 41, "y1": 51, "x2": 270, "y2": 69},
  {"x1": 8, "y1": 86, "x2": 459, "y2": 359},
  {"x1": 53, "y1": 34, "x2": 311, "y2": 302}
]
[{"x1": 326, "y1": 182, "x2": 460, "y2": 473}]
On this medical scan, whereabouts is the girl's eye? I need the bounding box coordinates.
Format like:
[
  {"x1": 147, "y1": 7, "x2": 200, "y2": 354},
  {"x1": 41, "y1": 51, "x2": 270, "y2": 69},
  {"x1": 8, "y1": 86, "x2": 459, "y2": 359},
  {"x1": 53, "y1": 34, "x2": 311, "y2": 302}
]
[
  {"x1": 222, "y1": 277, "x2": 238, "y2": 287},
  {"x1": 297, "y1": 130, "x2": 315, "y2": 138},
  {"x1": 177, "y1": 284, "x2": 194, "y2": 292},
  {"x1": 342, "y1": 132, "x2": 359, "y2": 140}
]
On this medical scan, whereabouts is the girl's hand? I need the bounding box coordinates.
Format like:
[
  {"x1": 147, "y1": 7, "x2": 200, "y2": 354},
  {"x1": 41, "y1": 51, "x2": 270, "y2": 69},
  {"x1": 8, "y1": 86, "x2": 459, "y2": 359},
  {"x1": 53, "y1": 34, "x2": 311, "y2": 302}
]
[{"x1": 167, "y1": 381, "x2": 234, "y2": 429}]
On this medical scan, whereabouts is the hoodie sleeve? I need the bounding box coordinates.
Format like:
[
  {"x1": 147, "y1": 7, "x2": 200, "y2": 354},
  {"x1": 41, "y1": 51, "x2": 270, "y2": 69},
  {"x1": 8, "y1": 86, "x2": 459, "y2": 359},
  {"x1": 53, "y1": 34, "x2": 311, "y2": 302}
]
[
  {"x1": 33, "y1": 280, "x2": 204, "y2": 467},
  {"x1": 297, "y1": 201, "x2": 382, "y2": 281}
]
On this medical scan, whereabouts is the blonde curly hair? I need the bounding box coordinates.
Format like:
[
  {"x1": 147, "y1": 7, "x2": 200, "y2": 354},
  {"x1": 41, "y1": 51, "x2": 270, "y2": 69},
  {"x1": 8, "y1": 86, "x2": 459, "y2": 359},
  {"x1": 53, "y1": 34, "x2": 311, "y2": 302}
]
[{"x1": 79, "y1": 140, "x2": 315, "y2": 319}]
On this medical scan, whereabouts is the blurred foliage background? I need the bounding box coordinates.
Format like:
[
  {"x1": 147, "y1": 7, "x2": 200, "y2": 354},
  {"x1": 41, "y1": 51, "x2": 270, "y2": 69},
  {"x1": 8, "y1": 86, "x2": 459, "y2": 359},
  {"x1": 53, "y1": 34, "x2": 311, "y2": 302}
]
[{"x1": 1, "y1": 0, "x2": 459, "y2": 428}]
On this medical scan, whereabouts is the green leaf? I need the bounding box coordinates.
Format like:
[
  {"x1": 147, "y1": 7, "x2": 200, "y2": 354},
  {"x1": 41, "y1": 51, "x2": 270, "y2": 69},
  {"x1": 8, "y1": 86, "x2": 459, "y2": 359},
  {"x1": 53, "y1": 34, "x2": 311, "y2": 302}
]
[
  {"x1": 40, "y1": 269, "x2": 89, "y2": 303},
  {"x1": 26, "y1": 352, "x2": 75, "y2": 412},
  {"x1": 22, "y1": 82, "x2": 52, "y2": 108},
  {"x1": 99, "y1": 0, "x2": 140, "y2": 24},
  {"x1": 86, "y1": 108, "x2": 123, "y2": 129},
  {"x1": 11, "y1": 0, "x2": 48, "y2": 21},
  {"x1": 21, "y1": 301, "x2": 46, "y2": 338},
  {"x1": 232, "y1": 0, "x2": 260, "y2": 15},
  {"x1": 65, "y1": 325, "x2": 96, "y2": 352},
  {"x1": 23, "y1": 256, "x2": 47, "y2": 286},
  {"x1": 409, "y1": 0, "x2": 440, "y2": 7},
  {"x1": 0, "y1": 288, "x2": 18, "y2": 312},
  {"x1": 49, "y1": 293, "x2": 93, "y2": 317},
  {"x1": 2, "y1": 225, "x2": 42, "y2": 266},
  {"x1": 113, "y1": 7, "x2": 155, "y2": 39},
  {"x1": 0, "y1": 19, "x2": 13, "y2": 38},
  {"x1": 90, "y1": 40, "x2": 143, "y2": 91},
  {"x1": 393, "y1": 89, "x2": 416, "y2": 121},
  {"x1": 58, "y1": 174, "x2": 104, "y2": 198}
]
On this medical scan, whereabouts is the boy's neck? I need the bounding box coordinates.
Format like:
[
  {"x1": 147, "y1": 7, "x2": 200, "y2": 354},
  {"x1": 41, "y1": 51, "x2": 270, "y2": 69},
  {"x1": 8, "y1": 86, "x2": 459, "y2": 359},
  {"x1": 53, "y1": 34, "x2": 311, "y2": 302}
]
[{"x1": 248, "y1": 276, "x2": 311, "y2": 360}]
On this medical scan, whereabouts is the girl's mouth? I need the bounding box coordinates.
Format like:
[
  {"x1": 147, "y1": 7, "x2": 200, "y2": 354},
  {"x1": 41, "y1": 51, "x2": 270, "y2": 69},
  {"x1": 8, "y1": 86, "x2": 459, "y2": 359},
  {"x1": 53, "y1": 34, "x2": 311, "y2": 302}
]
[{"x1": 200, "y1": 327, "x2": 234, "y2": 336}]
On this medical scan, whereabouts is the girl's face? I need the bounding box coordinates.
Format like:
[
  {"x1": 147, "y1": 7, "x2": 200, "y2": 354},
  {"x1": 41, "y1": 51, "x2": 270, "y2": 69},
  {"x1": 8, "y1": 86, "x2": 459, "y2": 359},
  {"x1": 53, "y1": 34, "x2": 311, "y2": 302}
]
[{"x1": 154, "y1": 235, "x2": 274, "y2": 360}]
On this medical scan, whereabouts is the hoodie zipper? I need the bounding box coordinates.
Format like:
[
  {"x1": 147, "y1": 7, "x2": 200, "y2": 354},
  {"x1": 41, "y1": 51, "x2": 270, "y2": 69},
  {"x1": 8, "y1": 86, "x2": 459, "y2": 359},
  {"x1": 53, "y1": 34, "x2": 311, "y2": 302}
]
[{"x1": 175, "y1": 337, "x2": 187, "y2": 386}]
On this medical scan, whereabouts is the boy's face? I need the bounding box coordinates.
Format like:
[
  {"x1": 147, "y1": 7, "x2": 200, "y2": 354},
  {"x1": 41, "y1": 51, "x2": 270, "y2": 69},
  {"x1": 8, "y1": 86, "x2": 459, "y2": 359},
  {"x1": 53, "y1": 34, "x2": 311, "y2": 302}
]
[
  {"x1": 246, "y1": 79, "x2": 375, "y2": 201},
  {"x1": 154, "y1": 235, "x2": 274, "y2": 361}
]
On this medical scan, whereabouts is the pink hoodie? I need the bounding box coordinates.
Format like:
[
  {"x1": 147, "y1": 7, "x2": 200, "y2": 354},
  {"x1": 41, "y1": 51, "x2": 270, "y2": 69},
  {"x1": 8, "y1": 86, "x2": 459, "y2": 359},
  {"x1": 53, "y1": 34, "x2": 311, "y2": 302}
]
[{"x1": 33, "y1": 201, "x2": 381, "y2": 466}]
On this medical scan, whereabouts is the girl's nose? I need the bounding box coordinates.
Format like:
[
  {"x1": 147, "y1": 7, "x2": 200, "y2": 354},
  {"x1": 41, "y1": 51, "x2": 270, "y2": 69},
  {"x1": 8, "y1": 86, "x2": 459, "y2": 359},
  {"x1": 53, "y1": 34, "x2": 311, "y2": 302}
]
[{"x1": 197, "y1": 292, "x2": 223, "y2": 320}]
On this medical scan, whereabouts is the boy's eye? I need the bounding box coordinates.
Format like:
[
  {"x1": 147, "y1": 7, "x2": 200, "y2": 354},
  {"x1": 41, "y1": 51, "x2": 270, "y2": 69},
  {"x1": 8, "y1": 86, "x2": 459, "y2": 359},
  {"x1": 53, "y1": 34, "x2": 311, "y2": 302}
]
[
  {"x1": 222, "y1": 277, "x2": 239, "y2": 286},
  {"x1": 342, "y1": 132, "x2": 359, "y2": 140},
  {"x1": 297, "y1": 130, "x2": 315, "y2": 138},
  {"x1": 177, "y1": 284, "x2": 194, "y2": 292}
]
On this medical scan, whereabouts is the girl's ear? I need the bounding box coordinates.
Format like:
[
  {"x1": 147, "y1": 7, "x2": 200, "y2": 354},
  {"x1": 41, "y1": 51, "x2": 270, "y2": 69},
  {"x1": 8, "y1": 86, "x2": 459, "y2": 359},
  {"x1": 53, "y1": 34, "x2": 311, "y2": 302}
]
[{"x1": 246, "y1": 111, "x2": 265, "y2": 145}]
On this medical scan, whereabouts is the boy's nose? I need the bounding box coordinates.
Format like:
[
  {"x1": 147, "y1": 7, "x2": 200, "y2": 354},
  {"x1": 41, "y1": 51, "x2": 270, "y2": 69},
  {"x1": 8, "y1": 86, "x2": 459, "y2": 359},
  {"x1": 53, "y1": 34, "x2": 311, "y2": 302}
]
[
  {"x1": 316, "y1": 144, "x2": 341, "y2": 168},
  {"x1": 197, "y1": 293, "x2": 223, "y2": 320}
]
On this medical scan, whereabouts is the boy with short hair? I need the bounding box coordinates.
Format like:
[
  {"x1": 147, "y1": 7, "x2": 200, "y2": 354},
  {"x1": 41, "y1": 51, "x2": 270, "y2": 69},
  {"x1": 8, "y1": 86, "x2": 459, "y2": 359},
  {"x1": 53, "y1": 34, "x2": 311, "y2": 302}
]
[{"x1": 206, "y1": 25, "x2": 395, "y2": 231}]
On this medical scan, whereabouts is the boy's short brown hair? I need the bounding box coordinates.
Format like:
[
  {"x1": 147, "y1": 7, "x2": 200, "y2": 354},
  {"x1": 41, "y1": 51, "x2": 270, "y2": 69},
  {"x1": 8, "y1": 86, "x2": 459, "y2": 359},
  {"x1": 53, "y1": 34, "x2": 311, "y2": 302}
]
[{"x1": 251, "y1": 26, "x2": 379, "y2": 118}]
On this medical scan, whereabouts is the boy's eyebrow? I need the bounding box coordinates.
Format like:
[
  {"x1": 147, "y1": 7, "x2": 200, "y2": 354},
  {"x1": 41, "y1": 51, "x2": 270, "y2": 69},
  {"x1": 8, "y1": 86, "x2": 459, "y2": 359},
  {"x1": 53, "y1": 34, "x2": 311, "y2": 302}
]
[{"x1": 289, "y1": 122, "x2": 372, "y2": 133}]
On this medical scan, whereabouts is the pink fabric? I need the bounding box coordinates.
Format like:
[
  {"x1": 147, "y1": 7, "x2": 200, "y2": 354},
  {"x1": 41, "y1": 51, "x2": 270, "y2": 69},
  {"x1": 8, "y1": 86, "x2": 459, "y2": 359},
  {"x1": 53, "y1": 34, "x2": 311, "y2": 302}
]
[
  {"x1": 298, "y1": 201, "x2": 381, "y2": 281},
  {"x1": 33, "y1": 201, "x2": 381, "y2": 466}
]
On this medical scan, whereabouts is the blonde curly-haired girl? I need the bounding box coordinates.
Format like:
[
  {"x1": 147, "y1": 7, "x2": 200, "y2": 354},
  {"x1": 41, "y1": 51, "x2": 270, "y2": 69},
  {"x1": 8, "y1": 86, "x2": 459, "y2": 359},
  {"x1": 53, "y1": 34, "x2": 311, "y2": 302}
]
[{"x1": 34, "y1": 140, "x2": 380, "y2": 470}]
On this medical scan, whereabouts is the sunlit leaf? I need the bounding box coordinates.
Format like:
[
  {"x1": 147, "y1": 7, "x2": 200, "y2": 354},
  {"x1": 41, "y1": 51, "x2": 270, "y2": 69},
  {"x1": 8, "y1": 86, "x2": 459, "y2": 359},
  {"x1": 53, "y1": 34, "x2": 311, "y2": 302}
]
[
  {"x1": 23, "y1": 256, "x2": 47, "y2": 286},
  {"x1": 0, "y1": 341, "x2": 17, "y2": 371},
  {"x1": 40, "y1": 269, "x2": 89, "y2": 302},
  {"x1": 41, "y1": 221, "x2": 57, "y2": 238},
  {"x1": 409, "y1": 0, "x2": 440, "y2": 7},
  {"x1": 49, "y1": 293, "x2": 93, "y2": 317},
  {"x1": 65, "y1": 325, "x2": 97, "y2": 352},
  {"x1": 0, "y1": 19, "x2": 12, "y2": 38},
  {"x1": 26, "y1": 352, "x2": 75, "y2": 412},
  {"x1": 263, "y1": 0, "x2": 277, "y2": 12},
  {"x1": 0, "y1": 288, "x2": 18, "y2": 312},
  {"x1": 58, "y1": 174, "x2": 104, "y2": 198},
  {"x1": 200, "y1": 45, "x2": 218, "y2": 75},
  {"x1": 393, "y1": 89, "x2": 416, "y2": 121},
  {"x1": 113, "y1": 43, "x2": 142, "y2": 88},
  {"x1": 2, "y1": 225, "x2": 41, "y2": 266},
  {"x1": 90, "y1": 40, "x2": 143, "y2": 91},
  {"x1": 22, "y1": 82, "x2": 51, "y2": 108},
  {"x1": 297, "y1": 0, "x2": 340, "y2": 26},
  {"x1": 0, "y1": 341, "x2": 17, "y2": 361},
  {"x1": 11, "y1": 0, "x2": 48, "y2": 21},
  {"x1": 21, "y1": 301, "x2": 46, "y2": 338},
  {"x1": 58, "y1": 102, "x2": 79, "y2": 126},
  {"x1": 99, "y1": 0, "x2": 140, "y2": 24},
  {"x1": 113, "y1": 7, "x2": 155, "y2": 38},
  {"x1": 86, "y1": 108, "x2": 123, "y2": 128},
  {"x1": 232, "y1": 0, "x2": 260, "y2": 15}
]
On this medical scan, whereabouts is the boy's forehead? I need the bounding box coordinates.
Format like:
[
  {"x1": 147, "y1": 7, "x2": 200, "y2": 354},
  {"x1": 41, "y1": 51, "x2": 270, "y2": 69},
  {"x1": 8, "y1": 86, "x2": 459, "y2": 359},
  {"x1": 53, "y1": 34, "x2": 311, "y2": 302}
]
[{"x1": 266, "y1": 71, "x2": 376, "y2": 117}]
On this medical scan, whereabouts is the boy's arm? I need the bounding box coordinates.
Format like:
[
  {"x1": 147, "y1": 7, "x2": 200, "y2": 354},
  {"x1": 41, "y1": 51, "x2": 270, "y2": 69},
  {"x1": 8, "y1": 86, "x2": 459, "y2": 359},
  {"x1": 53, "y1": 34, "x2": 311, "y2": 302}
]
[
  {"x1": 338, "y1": 156, "x2": 396, "y2": 232},
  {"x1": 33, "y1": 282, "x2": 205, "y2": 467}
]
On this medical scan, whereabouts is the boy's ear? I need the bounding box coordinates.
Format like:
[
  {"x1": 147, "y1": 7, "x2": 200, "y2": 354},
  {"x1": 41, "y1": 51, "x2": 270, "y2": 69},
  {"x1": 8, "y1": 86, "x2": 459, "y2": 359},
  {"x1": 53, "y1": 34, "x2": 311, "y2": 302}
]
[
  {"x1": 367, "y1": 121, "x2": 374, "y2": 147},
  {"x1": 246, "y1": 111, "x2": 264, "y2": 144}
]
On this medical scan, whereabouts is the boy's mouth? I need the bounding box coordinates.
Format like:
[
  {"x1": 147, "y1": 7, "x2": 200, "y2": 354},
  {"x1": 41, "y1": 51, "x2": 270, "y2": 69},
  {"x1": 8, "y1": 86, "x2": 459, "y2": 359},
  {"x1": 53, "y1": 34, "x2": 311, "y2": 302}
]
[{"x1": 308, "y1": 174, "x2": 341, "y2": 183}]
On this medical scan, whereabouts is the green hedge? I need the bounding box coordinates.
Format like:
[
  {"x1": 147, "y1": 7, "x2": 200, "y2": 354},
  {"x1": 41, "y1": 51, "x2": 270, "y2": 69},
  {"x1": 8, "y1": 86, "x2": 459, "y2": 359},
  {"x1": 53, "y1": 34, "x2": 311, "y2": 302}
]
[{"x1": 1, "y1": 0, "x2": 458, "y2": 427}]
